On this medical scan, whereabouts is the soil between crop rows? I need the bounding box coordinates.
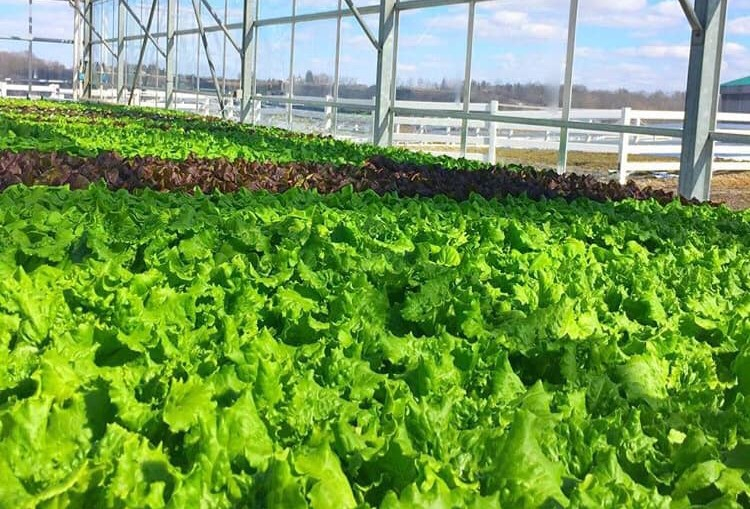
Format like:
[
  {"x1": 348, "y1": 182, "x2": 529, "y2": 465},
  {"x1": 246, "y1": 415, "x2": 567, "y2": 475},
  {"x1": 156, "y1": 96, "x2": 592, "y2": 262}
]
[{"x1": 0, "y1": 150, "x2": 693, "y2": 205}]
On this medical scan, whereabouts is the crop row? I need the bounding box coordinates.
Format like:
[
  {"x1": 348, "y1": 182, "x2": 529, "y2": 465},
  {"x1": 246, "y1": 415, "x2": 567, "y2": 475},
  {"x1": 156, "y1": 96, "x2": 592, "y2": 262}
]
[
  {"x1": 0, "y1": 150, "x2": 680, "y2": 205},
  {"x1": 0, "y1": 99, "x2": 487, "y2": 169},
  {"x1": 1, "y1": 184, "x2": 749, "y2": 507}
]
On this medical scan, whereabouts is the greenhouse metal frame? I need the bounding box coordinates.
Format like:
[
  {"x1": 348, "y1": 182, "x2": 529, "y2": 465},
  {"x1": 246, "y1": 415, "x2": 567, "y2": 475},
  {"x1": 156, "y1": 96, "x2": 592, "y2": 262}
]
[{"x1": 1, "y1": 0, "x2": 742, "y2": 202}]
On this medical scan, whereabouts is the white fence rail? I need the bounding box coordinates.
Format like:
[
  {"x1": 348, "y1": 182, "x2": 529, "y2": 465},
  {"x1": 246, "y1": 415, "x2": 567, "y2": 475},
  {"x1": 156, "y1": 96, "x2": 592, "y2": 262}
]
[
  {"x1": 0, "y1": 82, "x2": 75, "y2": 100},
  {"x1": 4, "y1": 83, "x2": 750, "y2": 179}
]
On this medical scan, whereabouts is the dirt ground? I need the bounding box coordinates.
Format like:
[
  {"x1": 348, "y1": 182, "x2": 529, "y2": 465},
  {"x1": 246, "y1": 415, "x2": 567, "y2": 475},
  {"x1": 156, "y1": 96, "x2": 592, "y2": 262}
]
[{"x1": 409, "y1": 146, "x2": 750, "y2": 210}]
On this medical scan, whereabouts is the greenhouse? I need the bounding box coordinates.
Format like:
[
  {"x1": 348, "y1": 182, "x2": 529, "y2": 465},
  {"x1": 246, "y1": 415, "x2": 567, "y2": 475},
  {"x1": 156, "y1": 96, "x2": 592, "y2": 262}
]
[{"x1": 0, "y1": 0, "x2": 750, "y2": 507}]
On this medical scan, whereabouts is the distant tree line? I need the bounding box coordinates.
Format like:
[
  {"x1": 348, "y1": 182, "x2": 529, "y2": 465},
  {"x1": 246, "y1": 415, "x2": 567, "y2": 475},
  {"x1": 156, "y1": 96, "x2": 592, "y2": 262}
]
[
  {"x1": 0, "y1": 52, "x2": 688, "y2": 111},
  {"x1": 0, "y1": 50, "x2": 72, "y2": 83}
]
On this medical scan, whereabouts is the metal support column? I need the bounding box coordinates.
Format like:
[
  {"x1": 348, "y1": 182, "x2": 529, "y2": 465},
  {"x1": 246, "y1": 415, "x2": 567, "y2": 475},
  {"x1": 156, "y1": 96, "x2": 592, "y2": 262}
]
[
  {"x1": 27, "y1": 0, "x2": 33, "y2": 97},
  {"x1": 240, "y1": 0, "x2": 257, "y2": 123},
  {"x1": 166, "y1": 0, "x2": 176, "y2": 108},
  {"x1": 678, "y1": 0, "x2": 727, "y2": 201},
  {"x1": 73, "y1": 0, "x2": 84, "y2": 100},
  {"x1": 116, "y1": 0, "x2": 125, "y2": 102},
  {"x1": 373, "y1": 0, "x2": 396, "y2": 146},
  {"x1": 459, "y1": 1, "x2": 475, "y2": 158},
  {"x1": 287, "y1": 0, "x2": 296, "y2": 130},
  {"x1": 558, "y1": 0, "x2": 579, "y2": 174},
  {"x1": 83, "y1": 0, "x2": 93, "y2": 98}
]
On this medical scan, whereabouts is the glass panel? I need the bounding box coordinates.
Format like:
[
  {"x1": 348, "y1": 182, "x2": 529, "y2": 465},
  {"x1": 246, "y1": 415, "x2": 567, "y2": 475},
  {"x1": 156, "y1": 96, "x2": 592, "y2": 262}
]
[
  {"x1": 291, "y1": 101, "x2": 331, "y2": 134},
  {"x1": 126, "y1": 0, "x2": 151, "y2": 37},
  {"x1": 471, "y1": 0, "x2": 570, "y2": 120},
  {"x1": 258, "y1": 99, "x2": 289, "y2": 128},
  {"x1": 293, "y1": 19, "x2": 337, "y2": 98},
  {"x1": 175, "y1": 34, "x2": 198, "y2": 89},
  {"x1": 396, "y1": 4, "x2": 468, "y2": 103},
  {"x1": 177, "y1": 0, "x2": 198, "y2": 31},
  {"x1": 0, "y1": 40, "x2": 33, "y2": 89},
  {"x1": 258, "y1": 0, "x2": 291, "y2": 20},
  {"x1": 256, "y1": 25, "x2": 291, "y2": 95},
  {"x1": 226, "y1": 0, "x2": 243, "y2": 25},
  {"x1": 351, "y1": 0, "x2": 377, "y2": 9},
  {"x1": 0, "y1": 0, "x2": 27, "y2": 38},
  {"x1": 296, "y1": 0, "x2": 337, "y2": 16},
  {"x1": 338, "y1": 14, "x2": 376, "y2": 100},
  {"x1": 335, "y1": 106, "x2": 371, "y2": 142}
]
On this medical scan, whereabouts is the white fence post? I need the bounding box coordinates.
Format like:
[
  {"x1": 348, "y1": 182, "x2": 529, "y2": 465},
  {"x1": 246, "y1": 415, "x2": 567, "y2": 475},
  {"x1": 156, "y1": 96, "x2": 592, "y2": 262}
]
[
  {"x1": 324, "y1": 94, "x2": 334, "y2": 133},
  {"x1": 618, "y1": 107, "x2": 632, "y2": 184},
  {"x1": 253, "y1": 99, "x2": 262, "y2": 123},
  {"x1": 0, "y1": 82, "x2": 7, "y2": 97},
  {"x1": 487, "y1": 100, "x2": 498, "y2": 164}
]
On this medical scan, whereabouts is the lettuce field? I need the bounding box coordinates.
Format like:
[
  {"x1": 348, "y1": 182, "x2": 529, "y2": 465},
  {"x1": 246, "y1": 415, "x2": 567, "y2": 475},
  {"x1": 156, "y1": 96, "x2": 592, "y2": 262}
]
[{"x1": 0, "y1": 99, "x2": 749, "y2": 508}]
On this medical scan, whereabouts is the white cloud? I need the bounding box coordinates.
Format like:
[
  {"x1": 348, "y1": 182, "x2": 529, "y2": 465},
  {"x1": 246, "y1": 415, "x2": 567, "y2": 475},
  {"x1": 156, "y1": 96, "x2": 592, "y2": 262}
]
[{"x1": 618, "y1": 44, "x2": 690, "y2": 59}]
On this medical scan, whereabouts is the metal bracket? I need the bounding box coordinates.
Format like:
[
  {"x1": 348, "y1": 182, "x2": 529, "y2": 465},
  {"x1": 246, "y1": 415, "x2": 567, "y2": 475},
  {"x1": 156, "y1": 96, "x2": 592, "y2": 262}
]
[
  {"x1": 678, "y1": 0, "x2": 704, "y2": 35},
  {"x1": 343, "y1": 0, "x2": 379, "y2": 51}
]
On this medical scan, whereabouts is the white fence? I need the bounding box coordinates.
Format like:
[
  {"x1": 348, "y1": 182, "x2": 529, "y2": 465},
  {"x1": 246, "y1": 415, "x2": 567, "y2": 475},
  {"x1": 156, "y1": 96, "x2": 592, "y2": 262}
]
[
  {"x1": 4, "y1": 83, "x2": 750, "y2": 179},
  {"x1": 0, "y1": 82, "x2": 75, "y2": 100}
]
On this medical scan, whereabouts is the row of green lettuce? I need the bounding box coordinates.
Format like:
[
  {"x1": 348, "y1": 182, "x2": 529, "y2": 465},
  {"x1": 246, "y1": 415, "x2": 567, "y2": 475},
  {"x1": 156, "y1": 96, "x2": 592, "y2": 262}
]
[
  {"x1": 0, "y1": 184, "x2": 749, "y2": 508},
  {"x1": 0, "y1": 98, "x2": 490, "y2": 169}
]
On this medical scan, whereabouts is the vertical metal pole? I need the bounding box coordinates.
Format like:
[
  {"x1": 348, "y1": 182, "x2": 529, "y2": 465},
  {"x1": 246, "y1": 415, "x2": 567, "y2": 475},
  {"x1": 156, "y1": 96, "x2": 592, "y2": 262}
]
[
  {"x1": 373, "y1": 0, "x2": 396, "y2": 146},
  {"x1": 166, "y1": 0, "x2": 176, "y2": 108},
  {"x1": 222, "y1": 0, "x2": 228, "y2": 94},
  {"x1": 618, "y1": 107, "x2": 632, "y2": 184},
  {"x1": 678, "y1": 0, "x2": 727, "y2": 201},
  {"x1": 460, "y1": 1, "x2": 475, "y2": 158},
  {"x1": 117, "y1": 0, "x2": 125, "y2": 102},
  {"x1": 332, "y1": 0, "x2": 342, "y2": 136},
  {"x1": 195, "y1": 2, "x2": 200, "y2": 113},
  {"x1": 83, "y1": 0, "x2": 93, "y2": 98},
  {"x1": 28, "y1": 0, "x2": 33, "y2": 97},
  {"x1": 288, "y1": 0, "x2": 296, "y2": 130},
  {"x1": 240, "y1": 0, "x2": 257, "y2": 122},
  {"x1": 73, "y1": 0, "x2": 83, "y2": 100},
  {"x1": 558, "y1": 0, "x2": 579, "y2": 174}
]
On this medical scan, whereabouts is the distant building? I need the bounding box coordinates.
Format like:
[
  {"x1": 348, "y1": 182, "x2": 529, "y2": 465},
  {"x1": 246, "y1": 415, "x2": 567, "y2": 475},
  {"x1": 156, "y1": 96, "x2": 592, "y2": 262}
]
[{"x1": 720, "y1": 76, "x2": 750, "y2": 113}]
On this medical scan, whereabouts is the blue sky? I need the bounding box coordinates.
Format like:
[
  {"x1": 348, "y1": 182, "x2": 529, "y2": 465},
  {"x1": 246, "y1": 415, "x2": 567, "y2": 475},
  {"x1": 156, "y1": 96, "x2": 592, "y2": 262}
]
[{"x1": 3, "y1": 0, "x2": 750, "y2": 94}]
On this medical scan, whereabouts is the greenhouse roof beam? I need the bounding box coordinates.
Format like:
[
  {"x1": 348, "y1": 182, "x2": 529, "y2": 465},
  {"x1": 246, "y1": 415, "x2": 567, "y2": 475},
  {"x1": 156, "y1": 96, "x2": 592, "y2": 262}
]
[
  {"x1": 678, "y1": 0, "x2": 704, "y2": 34},
  {"x1": 66, "y1": 0, "x2": 116, "y2": 58},
  {"x1": 199, "y1": 0, "x2": 241, "y2": 54},
  {"x1": 120, "y1": 0, "x2": 166, "y2": 58},
  {"x1": 342, "y1": 0, "x2": 379, "y2": 50}
]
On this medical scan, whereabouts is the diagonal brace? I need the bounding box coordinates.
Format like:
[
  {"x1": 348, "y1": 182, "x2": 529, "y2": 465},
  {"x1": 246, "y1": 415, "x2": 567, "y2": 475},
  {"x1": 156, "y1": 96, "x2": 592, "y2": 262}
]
[
  {"x1": 128, "y1": 0, "x2": 159, "y2": 105},
  {"x1": 199, "y1": 0, "x2": 241, "y2": 54},
  {"x1": 678, "y1": 0, "x2": 704, "y2": 34},
  {"x1": 191, "y1": 0, "x2": 226, "y2": 117},
  {"x1": 66, "y1": 0, "x2": 117, "y2": 58},
  {"x1": 343, "y1": 0, "x2": 379, "y2": 50},
  {"x1": 121, "y1": 0, "x2": 167, "y2": 58}
]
